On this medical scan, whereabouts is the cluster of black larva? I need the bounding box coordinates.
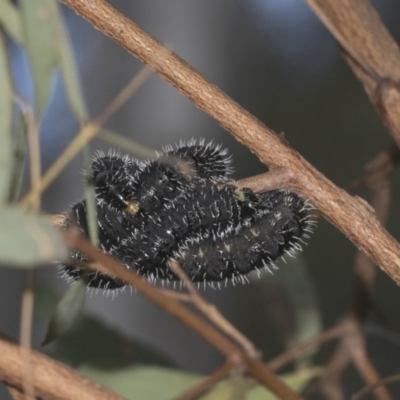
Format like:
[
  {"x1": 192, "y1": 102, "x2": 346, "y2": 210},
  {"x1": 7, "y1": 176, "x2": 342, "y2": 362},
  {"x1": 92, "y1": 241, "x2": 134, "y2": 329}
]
[{"x1": 62, "y1": 140, "x2": 314, "y2": 290}]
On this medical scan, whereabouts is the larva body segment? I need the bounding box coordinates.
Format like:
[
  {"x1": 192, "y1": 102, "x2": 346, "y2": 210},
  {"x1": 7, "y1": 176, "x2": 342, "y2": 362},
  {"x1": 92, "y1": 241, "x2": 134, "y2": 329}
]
[{"x1": 62, "y1": 141, "x2": 314, "y2": 290}]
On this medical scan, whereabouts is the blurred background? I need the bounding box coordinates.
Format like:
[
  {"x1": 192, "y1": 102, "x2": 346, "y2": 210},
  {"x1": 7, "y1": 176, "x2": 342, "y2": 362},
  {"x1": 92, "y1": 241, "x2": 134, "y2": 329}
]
[{"x1": 2, "y1": 0, "x2": 400, "y2": 398}]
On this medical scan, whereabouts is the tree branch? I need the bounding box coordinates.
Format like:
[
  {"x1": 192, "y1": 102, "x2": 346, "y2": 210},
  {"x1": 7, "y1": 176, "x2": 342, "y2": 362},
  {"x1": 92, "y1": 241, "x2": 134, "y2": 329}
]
[
  {"x1": 0, "y1": 332, "x2": 126, "y2": 400},
  {"x1": 63, "y1": 229, "x2": 303, "y2": 400},
  {"x1": 59, "y1": 0, "x2": 400, "y2": 285},
  {"x1": 305, "y1": 0, "x2": 400, "y2": 147}
]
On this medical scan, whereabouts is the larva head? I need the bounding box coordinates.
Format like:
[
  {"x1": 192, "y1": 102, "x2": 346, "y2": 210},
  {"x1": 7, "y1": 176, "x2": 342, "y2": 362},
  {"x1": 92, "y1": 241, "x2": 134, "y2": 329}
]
[{"x1": 91, "y1": 154, "x2": 142, "y2": 214}]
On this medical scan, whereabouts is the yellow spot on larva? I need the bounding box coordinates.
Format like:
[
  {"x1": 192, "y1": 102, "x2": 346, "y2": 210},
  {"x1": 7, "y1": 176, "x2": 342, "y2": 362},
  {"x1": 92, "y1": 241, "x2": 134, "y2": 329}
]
[
  {"x1": 233, "y1": 188, "x2": 245, "y2": 202},
  {"x1": 125, "y1": 200, "x2": 140, "y2": 215}
]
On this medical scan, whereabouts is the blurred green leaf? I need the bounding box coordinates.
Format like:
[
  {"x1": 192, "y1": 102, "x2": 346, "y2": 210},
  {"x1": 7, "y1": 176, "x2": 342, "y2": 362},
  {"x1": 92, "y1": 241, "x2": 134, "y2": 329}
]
[
  {"x1": 47, "y1": 0, "x2": 87, "y2": 124},
  {"x1": 0, "y1": 207, "x2": 67, "y2": 267},
  {"x1": 278, "y1": 256, "x2": 322, "y2": 367},
  {"x1": 245, "y1": 368, "x2": 321, "y2": 400},
  {"x1": 34, "y1": 283, "x2": 59, "y2": 323},
  {"x1": 35, "y1": 284, "x2": 173, "y2": 368},
  {"x1": 99, "y1": 129, "x2": 158, "y2": 160},
  {"x1": 0, "y1": 31, "x2": 13, "y2": 204},
  {"x1": 21, "y1": 0, "x2": 56, "y2": 118},
  {"x1": 0, "y1": 1, "x2": 25, "y2": 45},
  {"x1": 201, "y1": 377, "x2": 248, "y2": 400},
  {"x1": 8, "y1": 113, "x2": 28, "y2": 202},
  {"x1": 80, "y1": 365, "x2": 202, "y2": 400},
  {"x1": 42, "y1": 278, "x2": 86, "y2": 345},
  {"x1": 79, "y1": 365, "x2": 320, "y2": 400}
]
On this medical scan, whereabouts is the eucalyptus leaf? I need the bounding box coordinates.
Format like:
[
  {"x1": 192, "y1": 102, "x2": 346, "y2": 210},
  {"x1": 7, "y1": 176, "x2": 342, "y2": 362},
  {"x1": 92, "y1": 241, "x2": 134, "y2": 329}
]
[
  {"x1": 79, "y1": 365, "x2": 320, "y2": 400},
  {"x1": 47, "y1": 0, "x2": 87, "y2": 124},
  {"x1": 201, "y1": 377, "x2": 248, "y2": 400},
  {"x1": 48, "y1": 314, "x2": 174, "y2": 369},
  {"x1": 0, "y1": 31, "x2": 13, "y2": 204},
  {"x1": 277, "y1": 256, "x2": 322, "y2": 367},
  {"x1": 34, "y1": 283, "x2": 59, "y2": 323},
  {"x1": 42, "y1": 278, "x2": 86, "y2": 345},
  {"x1": 0, "y1": 207, "x2": 67, "y2": 267},
  {"x1": 8, "y1": 113, "x2": 28, "y2": 202},
  {"x1": 79, "y1": 365, "x2": 202, "y2": 400},
  {"x1": 21, "y1": 0, "x2": 56, "y2": 118},
  {"x1": 0, "y1": 0, "x2": 25, "y2": 45}
]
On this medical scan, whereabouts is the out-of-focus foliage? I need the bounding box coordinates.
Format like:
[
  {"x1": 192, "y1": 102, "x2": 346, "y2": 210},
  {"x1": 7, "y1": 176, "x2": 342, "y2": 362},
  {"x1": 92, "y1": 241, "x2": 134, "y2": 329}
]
[
  {"x1": 0, "y1": 30, "x2": 13, "y2": 204},
  {"x1": 79, "y1": 364, "x2": 319, "y2": 400},
  {"x1": 0, "y1": 207, "x2": 67, "y2": 267}
]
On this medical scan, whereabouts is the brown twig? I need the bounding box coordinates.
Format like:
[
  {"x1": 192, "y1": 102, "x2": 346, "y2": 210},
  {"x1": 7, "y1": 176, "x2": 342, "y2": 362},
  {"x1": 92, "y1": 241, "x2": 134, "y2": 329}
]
[
  {"x1": 305, "y1": 0, "x2": 400, "y2": 147},
  {"x1": 14, "y1": 95, "x2": 41, "y2": 400},
  {"x1": 342, "y1": 317, "x2": 393, "y2": 400},
  {"x1": 59, "y1": 0, "x2": 400, "y2": 287},
  {"x1": 172, "y1": 359, "x2": 239, "y2": 400},
  {"x1": 349, "y1": 144, "x2": 400, "y2": 190},
  {"x1": 301, "y1": 3, "x2": 400, "y2": 386},
  {"x1": 267, "y1": 323, "x2": 343, "y2": 372},
  {"x1": 63, "y1": 230, "x2": 302, "y2": 400},
  {"x1": 19, "y1": 66, "x2": 152, "y2": 209},
  {"x1": 6, "y1": 386, "x2": 36, "y2": 400},
  {"x1": 19, "y1": 271, "x2": 35, "y2": 400},
  {"x1": 352, "y1": 373, "x2": 400, "y2": 400},
  {"x1": 0, "y1": 332, "x2": 126, "y2": 400},
  {"x1": 318, "y1": 156, "x2": 395, "y2": 397},
  {"x1": 320, "y1": 340, "x2": 349, "y2": 400},
  {"x1": 326, "y1": 144, "x2": 395, "y2": 398},
  {"x1": 168, "y1": 260, "x2": 259, "y2": 359}
]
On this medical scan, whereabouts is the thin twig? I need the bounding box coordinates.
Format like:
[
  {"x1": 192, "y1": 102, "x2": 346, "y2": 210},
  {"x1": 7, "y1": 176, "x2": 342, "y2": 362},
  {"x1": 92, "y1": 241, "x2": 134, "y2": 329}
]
[
  {"x1": 349, "y1": 144, "x2": 400, "y2": 190},
  {"x1": 268, "y1": 324, "x2": 343, "y2": 372},
  {"x1": 305, "y1": 0, "x2": 400, "y2": 147},
  {"x1": 19, "y1": 66, "x2": 153, "y2": 209},
  {"x1": 14, "y1": 95, "x2": 41, "y2": 400},
  {"x1": 60, "y1": 0, "x2": 400, "y2": 286},
  {"x1": 168, "y1": 260, "x2": 259, "y2": 359},
  {"x1": 352, "y1": 373, "x2": 400, "y2": 400},
  {"x1": 320, "y1": 340, "x2": 349, "y2": 400},
  {"x1": 343, "y1": 317, "x2": 393, "y2": 400},
  {"x1": 19, "y1": 272, "x2": 35, "y2": 400},
  {"x1": 64, "y1": 231, "x2": 302, "y2": 400},
  {"x1": 0, "y1": 332, "x2": 125, "y2": 400},
  {"x1": 6, "y1": 385, "x2": 35, "y2": 400},
  {"x1": 172, "y1": 359, "x2": 239, "y2": 400}
]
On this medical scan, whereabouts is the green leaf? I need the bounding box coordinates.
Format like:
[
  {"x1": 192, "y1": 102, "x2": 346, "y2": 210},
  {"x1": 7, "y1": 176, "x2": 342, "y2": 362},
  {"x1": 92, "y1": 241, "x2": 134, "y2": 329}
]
[
  {"x1": 250, "y1": 255, "x2": 322, "y2": 367},
  {"x1": 48, "y1": 315, "x2": 174, "y2": 368},
  {"x1": 277, "y1": 256, "x2": 322, "y2": 367},
  {"x1": 8, "y1": 113, "x2": 28, "y2": 202},
  {"x1": 0, "y1": 0, "x2": 25, "y2": 46},
  {"x1": 47, "y1": 0, "x2": 87, "y2": 124},
  {"x1": 20, "y1": 0, "x2": 57, "y2": 118},
  {"x1": 0, "y1": 31, "x2": 13, "y2": 204},
  {"x1": 42, "y1": 278, "x2": 86, "y2": 345},
  {"x1": 79, "y1": 366, "x2": 203, "y2": 400},
  {"x1": 79, "y1": 365, "x2": 320, "y2": 400},
  {"x1": 201, "y1": 377, "x2": 248, "y2": 400},
  {"x1": 98, "y1": 129, "x2": 158, "y2": 161},
  {"x1": 34, "y1": 283, "x2": 60, "y2": 323},
  {"x1": 245, "y1": 368, "x2": 321, "y2": 400},
  {"x1": 0, "y1": 207, "x2": 67, "y2": 267}
]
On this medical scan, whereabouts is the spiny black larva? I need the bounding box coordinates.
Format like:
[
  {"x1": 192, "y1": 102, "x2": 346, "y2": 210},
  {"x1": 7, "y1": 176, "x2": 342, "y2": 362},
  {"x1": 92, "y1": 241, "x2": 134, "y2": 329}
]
[{"x1": 61, "y1": 140, "x2": 315, "y2": 290}]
